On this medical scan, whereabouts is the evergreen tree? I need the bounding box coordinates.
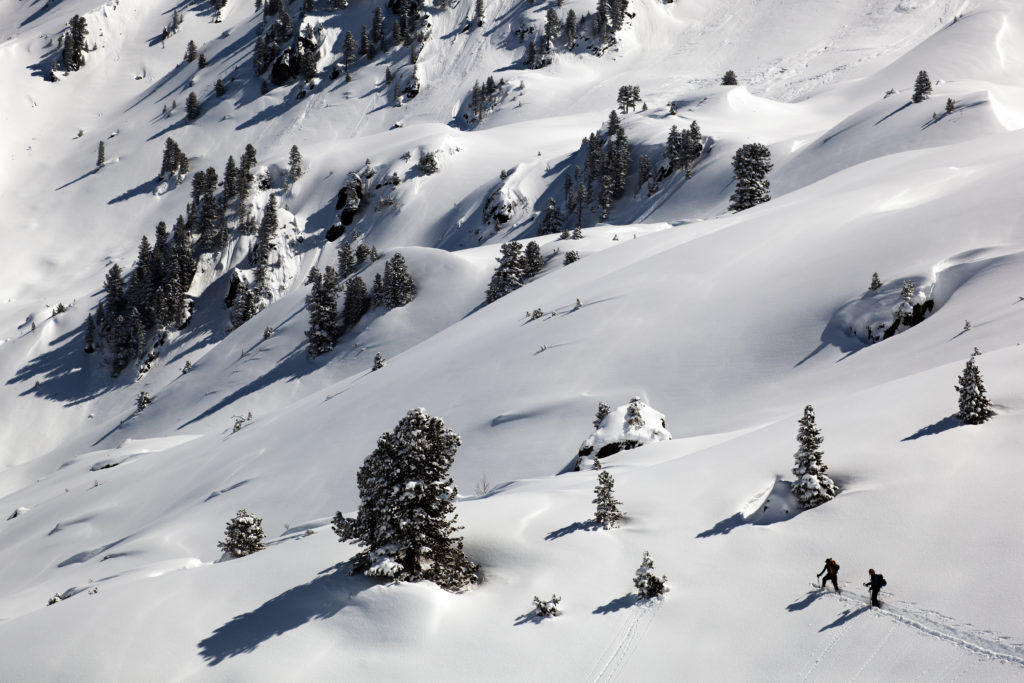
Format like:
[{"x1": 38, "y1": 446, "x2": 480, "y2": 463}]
[
  {"x1": 665, "y1": 124, "x2": 685, "y2": 172},
  {"x1": 540, "y1": 197, "x2": 566, "y2": 235},
  {"x1": 682, "y1": 120, "x2": 703, "y2": 178},
  {"x1": 563, "y1": 250, "x2": 580, "y2": 265},
  {"x1": 565, "y1": 10, "x2": 578, "y2": 49},
  {"x1": 372, "y1": 352, "x2": 386, "y2": 371},
  {"x1": 370, "y1": 272, "x2": 385, "y2": 307},
  {"x1": 184, "y1": 40, "x2": 198, "y2": 63},
  {"x1": 305, "y1": 266, "x2": 341, "y2": 357},
  {"x1": 869, "y1": 272, "x2": 882, "y2": 291},
  {"x1": 721, "y1": 69, "x2": 738, "y2": 85},
  {"x1": 288, "y1": 145, "x2": 303, "y2": 184},
  {"x1": 216, "y1": 78, "x2": 226, "y2": 97},
  {"x1": 418, "y1": 152, "x2": 439, "y2": 175},
  {"x1": 343, "y1": 30, "x2": 357, "y2": 68},
  {"x1": 485, "y1": 242, "x2": 526, "y2": 303},
  {"x1": 728, "y1": 142, "x2": 773, "y2": 211},
  {"x1": 253, "y1": 196, "x2": 279, "y2": 292},
  {"x1": 372, "y1": 7, "x2": 386, "y2": 43},
  {"x1": 185, "y1": 91, "x2": 201, "y2": 121},
  {"x1": 543, "y1": 8, "x2": 562, "y2": 49},
  {"x1": 593, "y1": 470, "x2": 623, "y2": 528},
  {"x1": 96, "y1": 140, "x2": 105, "y2": 168},
  {"x1": 62, "y1": 16, "x2": 89, "y2": 72},
  {"x1": 473, "y1": 0, "x2": 485, "y2": 26},
  {"x1": 337, "y1": 242, "x2": 356, "y2": 278},
  {"x1": 355, "y1": 243, "x2": 371, "y2": 264},
  {"x1": 912, "y1": 70, "x2": 932, "y2": 103},
  {"x1": 616, "y1": 84, "x2": 641, "y2": 113},
  {"x1": 523, "y1": 241, "x2": 544, "y2": 278},
  {"x1": 198, "y1": 52, "x2": 207, "y2": 69},
  {"x1": 223, "y1": 156, "x2": 238, "y2": 202},
  {"x1": 633, "y1": 551, "x2": 667, "y2": 598},
  {"x1": 790, "y1": 405, "x2": 838, "y2": 509},
  {"x1": 955, "y1": 357, "x2": 995, "y2": 425},
  {"x1": 332, "y1": 408, "x2": 477, "y2": 590},
  {"x1": 84, "y1": 313, "x2": 96, "y2": 353},
  {"x1": 230, "y1": 284, "x2": 259, "y2": 329},
  {"x1": 217, "y1": 509, "x2": 267, "y2": 558},
  {"x1": 136, "y1": 391, "x2": 152, "y2": 412},
  {"x1": 945, "y1": 97, "x2": 955, "y2": 114},
  {"x1": 342, "y1": 275, "x2": 370, "y2": 329},
  {"x1": 383, "y1": 252, "x2": 416, "y2": 307}
]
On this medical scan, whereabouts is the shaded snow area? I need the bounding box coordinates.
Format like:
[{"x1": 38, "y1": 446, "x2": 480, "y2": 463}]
[{"x1": 1, "y1": 0, "x2": 1024, "y2": 679}]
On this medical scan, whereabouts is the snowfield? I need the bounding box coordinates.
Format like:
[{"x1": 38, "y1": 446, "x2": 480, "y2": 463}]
[{"x1": 1, "y1": 0, "x2": 1023, "y2": 679}]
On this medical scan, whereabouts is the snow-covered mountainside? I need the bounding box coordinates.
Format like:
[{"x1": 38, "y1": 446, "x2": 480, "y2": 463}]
[{"x1": 1, "y1": 0, "x2": 1023, "y2": 678}]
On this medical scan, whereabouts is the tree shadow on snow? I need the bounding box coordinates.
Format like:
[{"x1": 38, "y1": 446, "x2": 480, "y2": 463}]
[
  {"x1": 901, "y1": 414, "x2": 960, "y2": 441},
  {"x1": 108, "y1": 178, "x2": 161, "y2": 204},
  {"x1": 820, "y1": 605, "x2": 869, "y2": 631},
  {"x1": 592, "y1": 593, "x2": 638, "y2": 615},
  {"x1": 544, "y1": 520, "x2": 600, "y2": 540},
  {"x1": 197, "y1": 563, "x2": 372, "y2": 665}
]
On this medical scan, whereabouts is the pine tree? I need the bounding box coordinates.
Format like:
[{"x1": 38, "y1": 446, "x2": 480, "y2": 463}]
[
  {"x1": 593, "y1": 470, "x2": 623, "y2": 528},
  {"x1": 593, "y1": 402, "x2": 610, "y2": 429},
  {"x1": 912, "y1": 70, "x2": 932, "y2": 103},
  {"x1": 216, "y1": 78, "x2": 226, "y2": 97},
  {"x1": 869, "y1": 272, "x2": 883, "y2": 291},
  {"x1": 540, "y1": 198, "x2": 565, "y2": 235},
  {"x1": 531, "y1": 595, "x2": 562, "y2": 617},
  {"x1": 945, "y1": 97, "x2": 955, "y2": 114},
  {"x1": 372, "y1": 352, "x2": 386, "y2": 371},
  {"x1": 682, "y1": 120, "x2": 703, "y2": 178},
  {"x1": 523, "y1": 241, "x2": 545, "y2": 278},
  {"x1": 185, "y1": 40, "x2": 198, "y2": 63},
  {"x1": 633, "y1": 551, "x2": 667, "y2": 598},
  {"x1": 198, "y1": 52, "x2": 207, "y2": 69},
  {"x1": 288, "y1": 145, "x2": 303, "y2": 184},
  {"x1": 616, "y1": 84, "x2": 640, "y2": 113},
  {"x1": 84, "y1": 313, "x2": 97, "y2": 353},
  {"x1": 563, "y1": 250, "x2": 580, "y2": 265},
  {"x1": 62, "y1": 16, "x2": 89, "y2": 72},
  {"x1": 418, "y1": 152, "x2": 439, "y2": 175},
  {"x1": 337, "y1": 242, "x2": 356, "y2": 278},
  {"x1": 342, "y1": 275, "x2": 370, "y2": 329},
  {"x1": 728, "y1": 143, "x2": 773, "y2": 211},
  {"x1": 217, "y1": 509, "x2": 267, "y2": 558},
  {"x1": 565, "y1": 10, "x2": 578, "y2": 49},
  {"x1": 665, "y1": 124, "x2": 684, "y2": 172},
  {"x1": 721, "y1": 69, "x2": 738, "y2": 85},
  {"x1": 383, "y1": 252, "x2": 416, "y2": 307},
  {"x1": 185, "y1": 91, "x2": 201, "y2": 121},
  {"x1": 955, "y1": 357, "x2": 995, "y2": 425},
  {"x1": 136, "y1": 391, "x2": 152, "y2": 412},
  {"x1": 486, "y1": 242, "x2": 526, "y2": 303},
  {"x1": 305, "y1": 266, "x2": 341, "y2": 357},
  {"x1": 253, "y1": 196, "x2": 279, "y2": 293},
  {"x1": 473, "y1": 0, "x2": 485, "y2": 26},
  {"x1": 333, "y1": 408, "x2": 477, "y2": 590},
  {"x1": 790, "y1": 405, "x2": 838, "y2": 509},
  {"x1": 230, "y1": 284, "x2": 259, "y2": 329}
]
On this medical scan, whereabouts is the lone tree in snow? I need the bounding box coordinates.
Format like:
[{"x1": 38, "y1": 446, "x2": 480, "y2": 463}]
[
  {"x1": 332, "y1": 408, "x2": 478, "y2": 591},
  {"x1": 372, "y1": 352, "x2": 386, "y2": 371},
  {"x1": 593, "y1": 470, "x2": 623, "y2": 528},
  {"x1": 418, "y1": 151, "x2": 439, "y2": 175},
  {"x1": 304, "y1": 266, "x2": 341, "y2": 358},
  {"x1": 96, "y1": 141, "x2": 105, "y2": 168},
  {"x1": 728, "y1": 143, "x2": 773, "y2": 212},
  {"x1": 634, "y1": 551, "x2": 667, "y2": 599},
  {"x1": 531, "y1": 594, "x2": 562, "y2": 617},
  {"x1": 62, "y1": 15, "x2": 89, "y2": 72},
  {"x1": 955, "y1": 356, "x2": 995, "y2": 425},
  {"x1": 912, "y1": 70, "x2": 932, "y2": 103},
  {"x1": 185, "y1": 91, "x2": 201, "y2": 121},
  {"x1": 721, "y1": 69, "x2": 738, "y2": 85},
  {"x1": 288, "y1": 145, "x2": 303, "y2": 184},
  {"x1": 136, "y1": 390, "x2": 152, "y2": 412},
  {"x1": 593, "y1": 402, "x2": 611, "y2": 429},
  {"x1": 869, "y1": 272, "x2": 883, "y2": 291},
  {"x1": 217, "y1": 509, "x2": 267, "y2": 558},
  {"x1": 790, "y1": 405, "x2": 838, "y2": 509}
]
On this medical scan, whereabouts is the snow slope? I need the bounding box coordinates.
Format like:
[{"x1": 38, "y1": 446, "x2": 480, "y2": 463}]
[{"x1": 1, "y1": 0, "x2": 1024, "y2": 679}]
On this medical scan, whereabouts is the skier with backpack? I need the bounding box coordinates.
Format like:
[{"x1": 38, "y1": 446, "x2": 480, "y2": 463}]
[
  {"x1": 817, "y1": 558, "x2": 840, "y2": 592},
  {"x1": 864, "y1": 568, "x2": 886, "y2": 607}
]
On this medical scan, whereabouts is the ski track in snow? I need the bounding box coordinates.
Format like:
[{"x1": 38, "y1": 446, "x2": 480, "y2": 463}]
[
  {"x1": 800, "y1": 599, "x2": 863, "y2": 683},
  {"x1": 588, "y1": 599, "x2": 661, "y2": 683},
  {"x1": 829, "y1": 590, "x2": 1024, "y2": 672}
]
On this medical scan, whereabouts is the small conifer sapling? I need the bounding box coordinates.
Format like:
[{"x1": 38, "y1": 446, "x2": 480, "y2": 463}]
[
  {"x1": 532, "y1": 594, "x2": 562, "y2": 617},
  {"x1": 634, "y1": 551, "x2": 667, "y2": 598},
  {"x1": 593, "y1": 470, "x2": 623, "y2": 528},
  {"x1": 217, "y1": 509, "x2": 267, "y2": 558}
]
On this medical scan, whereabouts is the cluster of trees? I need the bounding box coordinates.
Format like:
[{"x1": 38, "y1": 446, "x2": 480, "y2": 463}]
[
  {"x1": 86, "y1": 222, "x2": 195, "y2": 375},
  {"x1": 252, "y1": 2, "x2": 321, "y2": 86},
  {"x1": 485, "y1": 240, "x2": 545, "y2": 303},
  {"x1": 466, "y1": 76, "x2": 508, "y2": 124},
  {"x1": 304, "y1": 252, "x2": 416, "y2": 358}
]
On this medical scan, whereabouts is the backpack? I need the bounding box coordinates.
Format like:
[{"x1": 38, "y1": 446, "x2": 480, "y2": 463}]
[{"x1": 877, "y1": 574, "x2": 886, "y2": 587}]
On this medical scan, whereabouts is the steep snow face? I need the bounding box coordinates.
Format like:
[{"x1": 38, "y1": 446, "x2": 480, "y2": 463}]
[{"x1": 2, "y1": 0, "x2": 1024, "y2": 680}]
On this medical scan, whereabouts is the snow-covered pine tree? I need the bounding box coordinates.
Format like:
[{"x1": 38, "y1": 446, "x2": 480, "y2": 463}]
[
  {"x1": 540, "y1": 198, "x2": 566, "y2": 235},
  {"x1": 136, "y1": 391, "x2": 152, "y2": 412},
  {"x1": 721, "y1": 69, "x2": 738, "y2": 85},
  {"x1": 593, "y1": 401, "x2": 610, "y2": 429},
  {"x1": 728, "y1": 143, "x2": 773, "y2": 211},
  {"x1": 184, "y1": 40, "x2": 198, "y2": 63},
  {"x1": 304, "y1": 266, "x2": 341, "y2": 357},
  {"x1": 334, "y1": 408, "x2": 477, "y2": 591},
  {"x1": 230, "y1": 283, "x2": 259, "y2": 329},
  {"x1": 62, "y1": 16, "x2": 88, "y2": 72},
  {"x1": 342, "y1": 275, "x2": 370, "y2": 329},
  {"x1": 945, "y1": 98, "x2": 955, "y2": 114},
  {"x1": 473, "y1": 0, "x2": 485, "y2": 26},
  {"x1": 382, "y1": 252, "x2": 415, "y2": 307},
  {"x1": 625, "y1": 396, "x2": 645, "y2": 429},
  {"x1": 912, "y1": 70, "x2": 932, "y2": 103},
  {"x1": 593, "y1": 470, "x2": 623, "y2": 528},
  {"x1": 869, "y1": 272, "x2": 883, "y2": 291},
  {"x1": 955, "y1": 356, "x2": 995, "y2": 425},
  {"x1": 682, "y1": 120, "x2": 704, "y2": 178},
  {"x1": 485, "y1": 242, "x2": 526, "y2": 303},
  {"x1": 253, "y1": 196, "x2": 279, "y2": 293},
  {"x1": 790, "y1": 405, "x2": 838, "y2": 509},
  {"x1": 372, "y1": 352, "x2": 385, "y2": 371},
  {"x1": 217, "y1": 509, "x2": 267, "y2": 558},
  {"x1": 634, "y1": 551, "x2": 667, "y2": 598},
  {"x1": 185, "y1": 91, "x2": 200, "y2": 121},
  {"x1": 563, "y1": 250, "x2": 580, "y2": 265},
  {"x1": 523, "y1": 241, "x2": 545, "y2": 278},
  {"x1": 532, "y1": 594, "x2": 562, "y2": 617},
  {"x1": 288, "y1": 145, "x2": 303, "y2": 184},
  {"x1": 418, "y1": 151, "x2": 439, "y2": 175},
  {"x1": 337, "y1": 242, "x2": 356, "y2": 277}
]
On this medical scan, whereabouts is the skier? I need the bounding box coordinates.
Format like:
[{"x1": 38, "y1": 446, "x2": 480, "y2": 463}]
[
  {"x1": 817, "y1": 558, "x2": 840, "y2": 592},
  {"x1": 864, "y1": 568, "x2": 886, "y2": 607}
]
